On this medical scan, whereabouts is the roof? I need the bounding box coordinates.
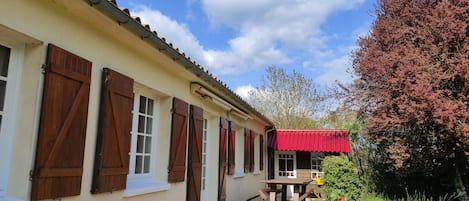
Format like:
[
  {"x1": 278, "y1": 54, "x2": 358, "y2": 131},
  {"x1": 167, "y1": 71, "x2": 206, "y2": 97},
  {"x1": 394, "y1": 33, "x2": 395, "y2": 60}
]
[
  {"x1": 86, "y1": 0, "x2": 273, "y2": 126},
  {"x1": 268, "y1": 129, "x2": 350, "y2": 153}
]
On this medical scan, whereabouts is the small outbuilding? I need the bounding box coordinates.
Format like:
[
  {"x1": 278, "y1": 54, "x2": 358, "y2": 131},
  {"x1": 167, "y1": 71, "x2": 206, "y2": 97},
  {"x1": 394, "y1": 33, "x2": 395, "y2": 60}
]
[{"x1": 267, "y1": 129, "x2": 350, "y2": 181}]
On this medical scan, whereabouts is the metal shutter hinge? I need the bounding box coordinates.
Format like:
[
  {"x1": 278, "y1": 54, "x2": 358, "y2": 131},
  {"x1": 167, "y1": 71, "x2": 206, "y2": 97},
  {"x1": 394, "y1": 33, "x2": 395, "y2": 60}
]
[
  {"x1": 104, "y1": 73, "x2": 109, "y2": 86},
  {"x1": 41, "y1": 64, "x2": 50, "y2": 74}
]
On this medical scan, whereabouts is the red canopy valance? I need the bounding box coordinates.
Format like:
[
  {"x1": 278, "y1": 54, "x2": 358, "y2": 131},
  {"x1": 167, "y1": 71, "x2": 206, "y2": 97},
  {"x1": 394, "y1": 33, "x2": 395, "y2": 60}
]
[{"x1": 268, "y1": 129, "x2": 350, "y2": 153}]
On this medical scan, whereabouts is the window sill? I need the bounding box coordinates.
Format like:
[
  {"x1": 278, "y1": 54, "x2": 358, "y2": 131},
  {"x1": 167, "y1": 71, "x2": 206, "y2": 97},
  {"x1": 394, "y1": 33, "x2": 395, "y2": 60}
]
[
  {"x1": 233, "y1": 171, "x2": 245, "y2": 179},
  {"x1": 123, "y1": 180, "x2": 170, "y2": 198}
]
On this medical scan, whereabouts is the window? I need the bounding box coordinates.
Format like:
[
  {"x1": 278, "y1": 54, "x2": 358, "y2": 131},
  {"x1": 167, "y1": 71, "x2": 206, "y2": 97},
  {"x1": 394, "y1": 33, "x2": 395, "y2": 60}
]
[
  {"x1": 0, "y1": 44, "x2": 11, "y2": 198},
  {"x1": 278, "y1": 153, "x2": 295, "y2": 177},
  {"x1": 310, "y1": 152, "x2": 324, "y2": 172},
  {"x1": 234, "y1": 126, "x2": 245, "y2": 177},
  {"x1": 129, "y1": 92, "x2": 158, "y2": 178},
  {"x1": 0, "y1": 41, "x2": 24, "y2": 199},
  {"x1": 0, "y1": 45, "x2": 10, "y2": 131},
  {"x1": 201, "y1": 118, "x2": 209, "y2": 201},
  {"x1": 227, "y1": 122, "x2": 236, "y2": 175},
  {"x1": 201, "y1": 118, "x2": 208, "y2": 190},
  {"x1": 253, "y1": 133, "x2": 260, "y2": 173}
]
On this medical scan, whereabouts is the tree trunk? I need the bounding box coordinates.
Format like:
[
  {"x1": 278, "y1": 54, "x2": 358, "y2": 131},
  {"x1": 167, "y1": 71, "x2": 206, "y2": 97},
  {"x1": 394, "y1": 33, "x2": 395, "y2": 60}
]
[{"x1": 454, "y1": 151, "x2": 468, "y2": 201}]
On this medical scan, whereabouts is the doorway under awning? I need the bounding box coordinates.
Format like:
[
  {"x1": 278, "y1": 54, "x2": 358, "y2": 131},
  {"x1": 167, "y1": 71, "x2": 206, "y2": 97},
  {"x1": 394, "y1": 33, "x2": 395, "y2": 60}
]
[{"x1": 268, "y1": 129, "x2": 350, "y2": 153}]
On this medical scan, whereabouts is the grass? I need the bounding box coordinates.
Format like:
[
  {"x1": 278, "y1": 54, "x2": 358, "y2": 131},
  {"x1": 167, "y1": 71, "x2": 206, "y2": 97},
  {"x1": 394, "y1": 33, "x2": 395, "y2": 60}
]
[{"x1": 360, "y1": 191, "x2": 460, "y2": 201}]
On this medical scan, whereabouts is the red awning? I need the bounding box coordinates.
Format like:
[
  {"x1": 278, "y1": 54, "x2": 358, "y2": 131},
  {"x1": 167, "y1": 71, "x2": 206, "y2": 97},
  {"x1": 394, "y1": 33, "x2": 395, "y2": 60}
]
[{"x1": 268, "y1": 129, "x2": 350, "y2": 153}]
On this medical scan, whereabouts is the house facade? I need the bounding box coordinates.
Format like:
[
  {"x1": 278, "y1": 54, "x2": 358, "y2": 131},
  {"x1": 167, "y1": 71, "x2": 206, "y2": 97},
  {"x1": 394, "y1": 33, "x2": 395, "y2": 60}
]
[{"x1": 0, "y1": 1, "x2": 273, "y2": 201}]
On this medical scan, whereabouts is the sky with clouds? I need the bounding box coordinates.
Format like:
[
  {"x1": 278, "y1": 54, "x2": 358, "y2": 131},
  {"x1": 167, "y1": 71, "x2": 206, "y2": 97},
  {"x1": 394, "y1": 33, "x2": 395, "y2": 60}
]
[{"x1": 118, "y1": 0, "x2": 376, "y2": 98}]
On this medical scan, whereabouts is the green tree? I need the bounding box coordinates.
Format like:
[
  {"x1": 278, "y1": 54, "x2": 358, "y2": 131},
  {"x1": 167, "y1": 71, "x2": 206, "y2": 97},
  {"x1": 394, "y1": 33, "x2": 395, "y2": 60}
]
[
  {"x1": 320, "y1": 95, "x2": 376, "y2": 194},
  {"x1": 248, "y1": 66, "x2": 323, "y2": 128},
  {"x1": 352, "y1": 0, "x2": 469, "y2": 199}
]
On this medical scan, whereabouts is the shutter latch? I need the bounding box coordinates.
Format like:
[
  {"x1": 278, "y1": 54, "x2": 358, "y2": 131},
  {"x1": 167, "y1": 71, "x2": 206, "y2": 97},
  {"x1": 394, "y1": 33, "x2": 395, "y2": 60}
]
[{"x1": 29, "y1": 170, "x2": 34, "y2": 181}]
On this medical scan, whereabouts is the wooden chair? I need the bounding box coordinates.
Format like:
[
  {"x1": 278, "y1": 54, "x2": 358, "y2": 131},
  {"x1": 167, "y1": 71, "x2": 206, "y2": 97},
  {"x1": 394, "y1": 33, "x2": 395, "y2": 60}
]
[
  {"x1": 299, "y1": 183, "x2": 325, "y2": 201},
  {"x1": 249, "y1": 188, "x2": 282, "y2": 201},
  {"x1": 258, "y1": 188, "x2": 269, "y2": 200}
]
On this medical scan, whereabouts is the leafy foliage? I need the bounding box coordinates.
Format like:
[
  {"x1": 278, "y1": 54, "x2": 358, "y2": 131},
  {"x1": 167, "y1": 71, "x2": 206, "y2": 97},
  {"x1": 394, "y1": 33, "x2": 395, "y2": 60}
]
[
  {"x1": 248, "y1": 66, "x2": 323, "y2": 128},
  {"x1": 323, "y1": 155, "x2": 362, "y2": 201},
  {"x1": 351, "y1": 0, "x2": 469, "y2": 198}
]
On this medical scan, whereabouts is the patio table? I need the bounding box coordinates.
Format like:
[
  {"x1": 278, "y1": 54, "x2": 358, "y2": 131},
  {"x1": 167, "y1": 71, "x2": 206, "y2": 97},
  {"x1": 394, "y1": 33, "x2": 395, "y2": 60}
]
[{"x1": 260, "y1": 178, "x2": 314, "y2": 201}]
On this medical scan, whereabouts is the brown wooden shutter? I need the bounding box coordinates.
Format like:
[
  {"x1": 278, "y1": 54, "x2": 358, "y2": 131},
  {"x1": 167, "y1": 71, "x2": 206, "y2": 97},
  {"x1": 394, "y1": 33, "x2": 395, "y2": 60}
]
[
  {"x1": 227, "y1": 122, "x2": 236, "y2": 175},
  {"x1": 250, "y1": 131, "x2": 255, "y2": 172},
  {"x1": 218, "y1": 118, "x2": 228, "y2": 201},
  {"x1": 91, "y1": 68, "x2": 133, "y2": 194},
  {"x1": 168, "y1": 97, "x2": 189, "y2": 183},
  {"x1": 31, "y1": 44, "x2": 92, "y2": 200},
  {"x1": 260, "y1": 134, "x2": 264, "y2": 171},
  {"x1": 244, "y1": 128, "x2": 250, "y2": 173},
  {"x1": 187, "y1": 105, "x2": 203, "y2": 201}
]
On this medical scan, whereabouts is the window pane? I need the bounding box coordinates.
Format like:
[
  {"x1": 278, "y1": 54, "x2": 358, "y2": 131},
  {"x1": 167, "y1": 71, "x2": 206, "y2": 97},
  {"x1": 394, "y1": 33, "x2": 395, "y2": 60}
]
[
  {"x1": 138, "y1": 115, "x2": 145, "y2": 133},
  {"x1": 287, "y1": 160, "x2": 293, "y2": 171},
  {"x1": 139, "y1": 96, "x2": 146, "y2": 113},
  {"x1": 145, "y1": 136, "x2": 152, "y2": 153},
  {"x1": 147, "y1": 99, "x2": 153, "y2": 115},
  {"x1": 0, "y1": 45, "x2": 10, "y2": 77},
  {"x1": 146, "y1": 117, "x2": 152, "y2": 134},
  {"x1": 312, "y1": 160, "x2": 318, "y2": 166},
  {"x1": 137, "y1": 135, "x2": 144, "y2": 153},
  {"x1": 143, "y1": 156, "x2": 150, "y2": 173},
  {"x1": 135, "y1": 156, "x2": 143, "y2": 174},
  {"x1": 279, "y1": 159, "x2": 285, "y2": 171},
  {"x1": 0, "y1": 80, "x2": 5, "y2": 111}
]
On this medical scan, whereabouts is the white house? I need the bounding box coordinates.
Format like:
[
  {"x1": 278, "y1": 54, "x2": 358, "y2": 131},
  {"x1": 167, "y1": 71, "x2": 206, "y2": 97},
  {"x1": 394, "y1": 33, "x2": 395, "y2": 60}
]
[{"x1": 0, "y1": 0, "x2": 273, "y2": 200}]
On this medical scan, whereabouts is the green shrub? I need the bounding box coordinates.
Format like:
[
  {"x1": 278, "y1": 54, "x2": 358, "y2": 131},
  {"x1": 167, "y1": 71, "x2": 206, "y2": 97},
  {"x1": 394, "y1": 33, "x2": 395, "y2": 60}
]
[
  {"x1": 361, "y1": 194, "x2": 385, "y2": 201},
  {"x1": 322, "y1": 154, "x2": 362, "y2": 201}
]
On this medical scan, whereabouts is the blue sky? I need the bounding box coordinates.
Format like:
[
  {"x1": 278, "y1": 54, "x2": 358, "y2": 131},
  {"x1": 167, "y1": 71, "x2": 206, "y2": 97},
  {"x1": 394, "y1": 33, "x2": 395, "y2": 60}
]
[{"x1": 118, "y1": 0, "x2": 376, "y2": 98}]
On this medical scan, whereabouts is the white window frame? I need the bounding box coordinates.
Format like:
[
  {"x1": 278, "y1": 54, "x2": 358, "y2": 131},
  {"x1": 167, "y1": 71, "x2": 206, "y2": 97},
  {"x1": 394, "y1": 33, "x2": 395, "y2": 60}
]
[
  {"x1": 0, "y1": 38, "x2": 24, "y2": 199},
  {"x1": 253, "y1": 133, "x2": 261, "y2": 174},
  {"x1": 233, "y1": 126, "x2": 245, "y2": 178},
  {"x1": 310, "y1": 152, "x2": 324, "y2": 181},
  {"x1": 124, "y1": 86, "x2": 169, "y2": 197},
  {"x1": 201, "y1": 118, "x2": 209, "y2": 201},
  {"x1": 275, "y1": 151, "x2": 296, "y2": 178}
]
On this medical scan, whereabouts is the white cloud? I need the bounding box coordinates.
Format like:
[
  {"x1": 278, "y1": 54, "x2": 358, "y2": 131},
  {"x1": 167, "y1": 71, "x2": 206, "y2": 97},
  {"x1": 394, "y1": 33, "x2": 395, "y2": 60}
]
[
  {"x1": 200, "y1": 0, "x2": 365, "y2": 75},
  {"x1": 234, "y1": 85, "x2": 255, "y2": 99},
  {"x1": 315, "y1": 55, "x2": 354, "y2": 85},
  {"x1": 130, "y1": 0, "x2": 367, "y2": 78},
  {"x1": 309, "y1": 23, "x2": 372, "y2": 86},
  {"x1": 132, "y1": 6, "x2": 207, "y2": 65}
]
